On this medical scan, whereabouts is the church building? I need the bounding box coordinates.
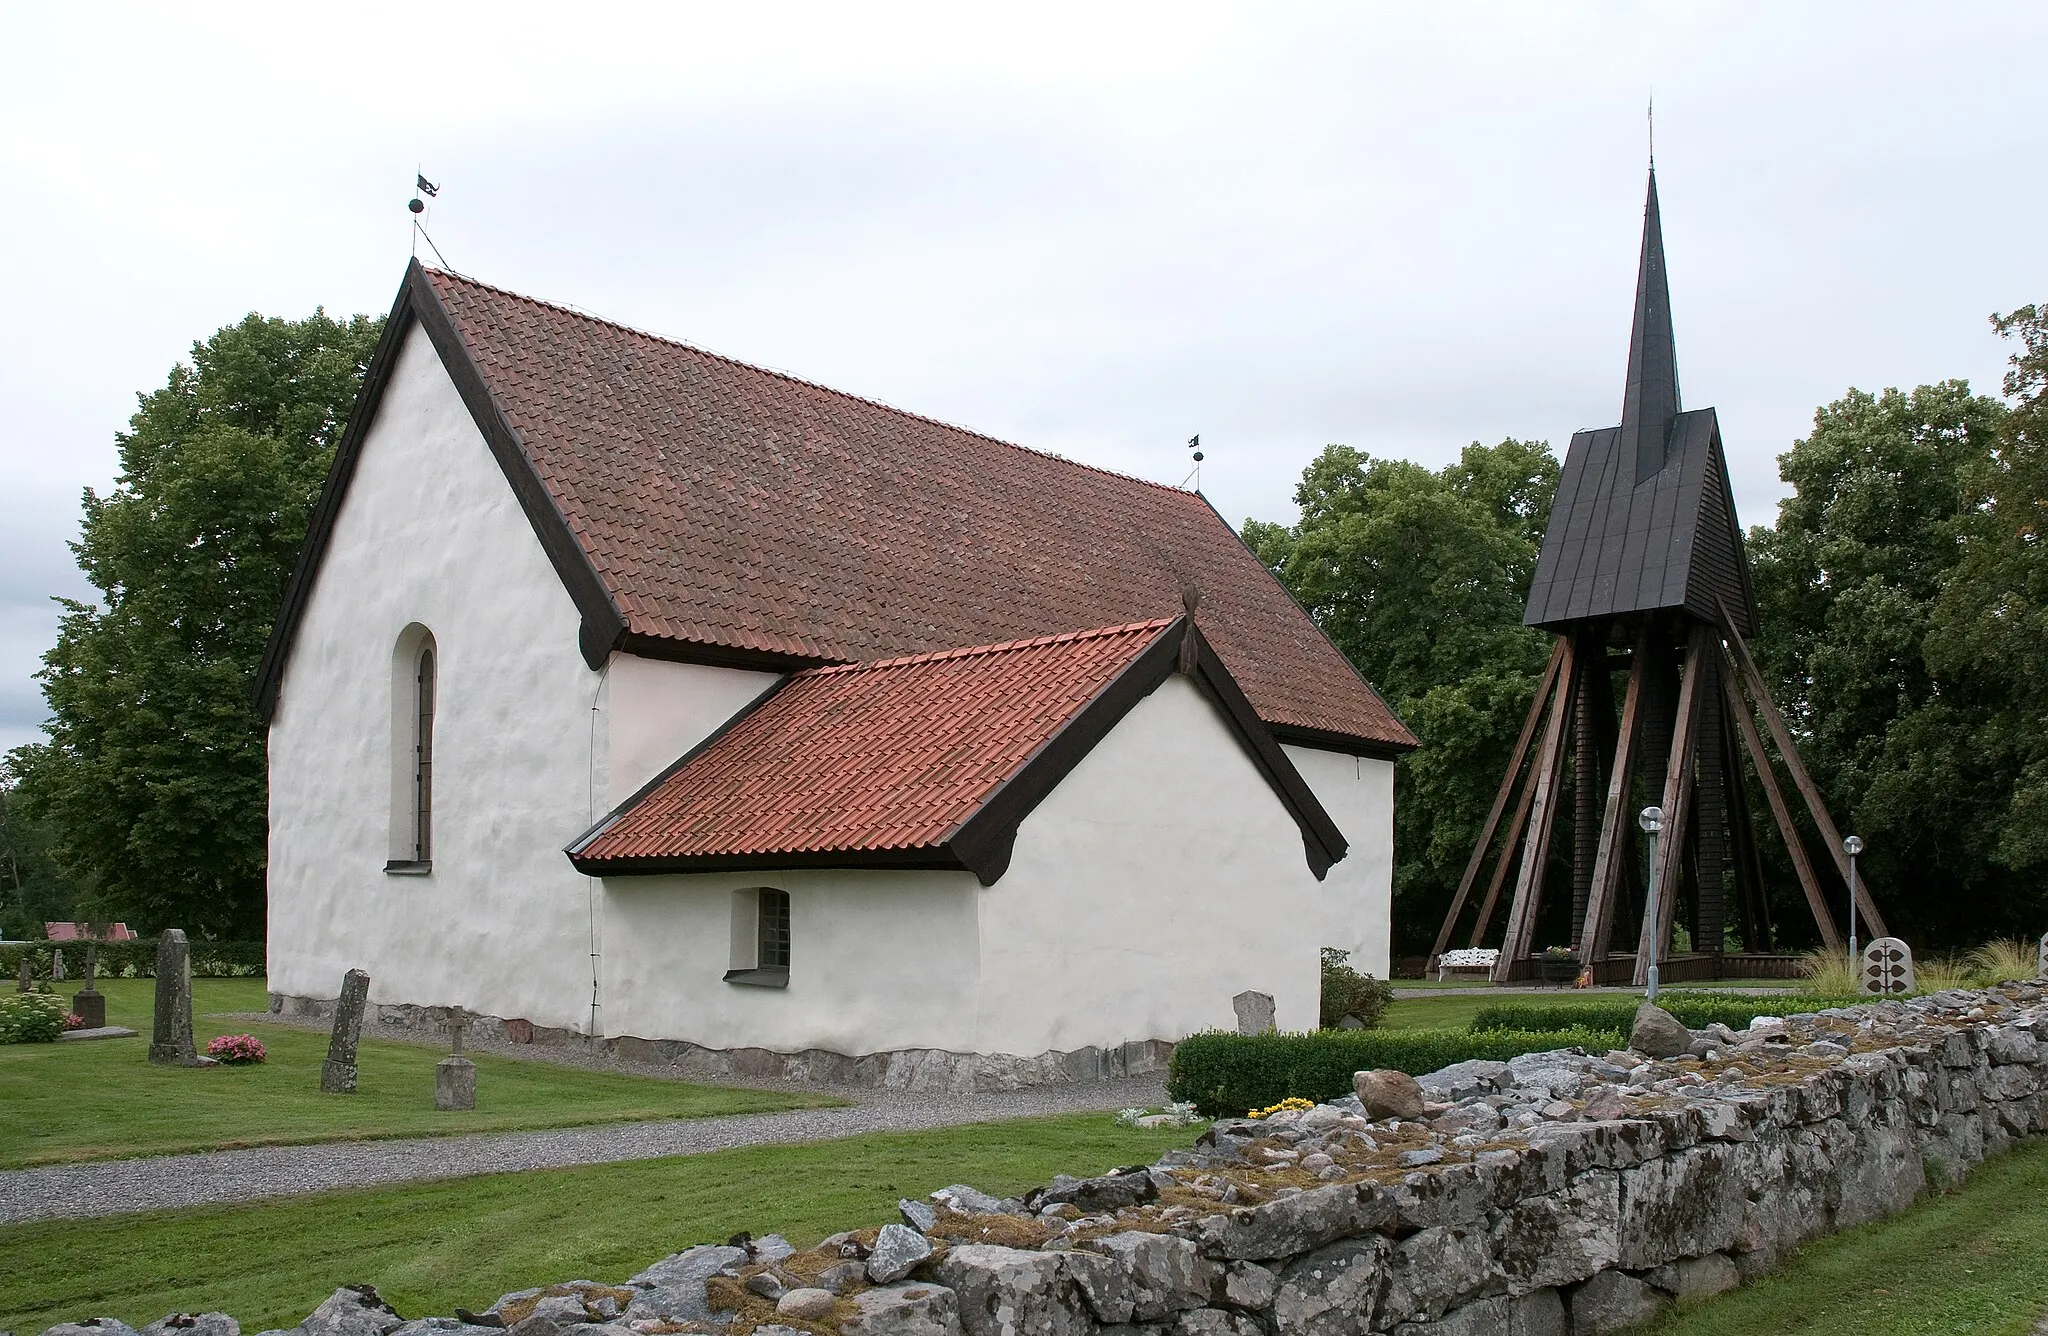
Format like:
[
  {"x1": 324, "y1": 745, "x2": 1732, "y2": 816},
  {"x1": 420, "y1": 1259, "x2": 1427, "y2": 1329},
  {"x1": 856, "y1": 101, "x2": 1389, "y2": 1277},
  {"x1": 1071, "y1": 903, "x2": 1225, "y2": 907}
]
[{"x1": 258, "y1": 263, "x2": 1412, "y2": 1087}]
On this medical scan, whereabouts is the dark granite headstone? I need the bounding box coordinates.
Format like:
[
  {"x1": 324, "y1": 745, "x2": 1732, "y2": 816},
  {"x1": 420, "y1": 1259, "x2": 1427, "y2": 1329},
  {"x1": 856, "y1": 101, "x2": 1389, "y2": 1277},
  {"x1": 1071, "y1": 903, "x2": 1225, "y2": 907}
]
[
  {"x1": 148, "y1": 929, "x2": 201, "y2": 1065},
  {"x1": 320, "y1": 968, "x2": 371, "y2": 1093},
  {"x1": 73, "y1": 940, "x2": 106, "y2": 1030}
]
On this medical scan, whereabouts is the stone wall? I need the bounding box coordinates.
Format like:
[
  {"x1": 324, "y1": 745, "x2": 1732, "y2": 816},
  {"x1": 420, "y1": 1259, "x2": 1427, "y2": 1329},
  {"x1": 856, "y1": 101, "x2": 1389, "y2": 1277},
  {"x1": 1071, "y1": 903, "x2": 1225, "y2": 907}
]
[
  {"x1": 268, "y1": 992, "x2": 1175, "y2": 1092},
  {"x1": 74, "y1": 982, "x2": 2048, "y2": 1336}
]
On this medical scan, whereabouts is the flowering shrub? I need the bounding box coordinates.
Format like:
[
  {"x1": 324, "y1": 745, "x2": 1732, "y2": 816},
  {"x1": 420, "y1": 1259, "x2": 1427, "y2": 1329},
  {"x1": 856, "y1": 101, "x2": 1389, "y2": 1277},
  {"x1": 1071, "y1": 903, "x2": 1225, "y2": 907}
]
[
  {"x1": 1247, "y1": 1096, "x2": 1316, "y2": 1120},
  {"x1": 63, "y1": 1012, "x2": 86, "y2": 1030},
  {"x1": 0, "y1": 993, "x2": 67, "y2": 1043},
  {"x1": 205, "y1": 1033, "x2": 268, "y2": 1064}
]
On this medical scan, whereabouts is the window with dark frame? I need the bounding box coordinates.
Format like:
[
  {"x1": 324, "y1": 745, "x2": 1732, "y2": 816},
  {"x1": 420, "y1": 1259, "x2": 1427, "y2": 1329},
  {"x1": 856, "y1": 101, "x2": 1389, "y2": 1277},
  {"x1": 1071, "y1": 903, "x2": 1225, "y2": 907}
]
[
  {"x1": 414, "y1": 643, "x2": 435, "y2": 862},
  {"x1": 757, "y1": 887, "x2": 790, "y2": 970}
]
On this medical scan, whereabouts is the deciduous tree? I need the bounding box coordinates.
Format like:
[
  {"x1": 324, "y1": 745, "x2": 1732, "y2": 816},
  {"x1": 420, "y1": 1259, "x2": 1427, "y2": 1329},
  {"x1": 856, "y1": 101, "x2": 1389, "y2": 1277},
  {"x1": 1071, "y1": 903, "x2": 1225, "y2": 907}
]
[{"x1": 7, "y1": 311, "x2": 382, "y2": 937}]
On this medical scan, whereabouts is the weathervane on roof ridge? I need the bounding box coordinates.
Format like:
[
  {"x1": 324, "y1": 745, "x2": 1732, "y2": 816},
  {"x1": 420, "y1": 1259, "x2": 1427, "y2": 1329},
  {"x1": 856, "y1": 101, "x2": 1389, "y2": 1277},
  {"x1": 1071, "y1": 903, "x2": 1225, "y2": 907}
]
[
  {"x1": 1182, "y1": 434, "x2": 1205, "y2": 491},
  {"x1": 408, "y1": 169, "x2": 452, "y2": 270}
]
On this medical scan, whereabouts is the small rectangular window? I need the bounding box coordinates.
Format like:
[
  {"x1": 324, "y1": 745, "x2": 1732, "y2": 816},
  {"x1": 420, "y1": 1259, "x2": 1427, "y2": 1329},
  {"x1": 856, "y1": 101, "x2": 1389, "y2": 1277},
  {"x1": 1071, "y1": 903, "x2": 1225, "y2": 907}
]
[{"x1": 724, "y1": 887, "x2": 790, "y2": 987}]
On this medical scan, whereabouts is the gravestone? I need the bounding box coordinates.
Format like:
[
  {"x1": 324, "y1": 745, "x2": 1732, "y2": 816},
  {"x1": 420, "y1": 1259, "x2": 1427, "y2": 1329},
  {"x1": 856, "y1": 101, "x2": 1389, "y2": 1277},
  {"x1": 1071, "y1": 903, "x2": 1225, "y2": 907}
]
[
  {"x1": 320, "y1": 969, "x2": 372, "y2": 1093},
  {"x1": 50, "y1": 948, "x2": 65, "y2": 982},
  {"x1": 16, "y1": 955, "x2": 30, "y2": 993},
  {"x1": 148, "y1": 929, "x2": 203, "y2": 1065},
  {"x1": 1232, "y1": 989, "x2": 1276, "y2": 1036},
  {"x1": 435, "y1": 1008, "x2": 476, "y2": 1111},
  {"x1": 2038, "y1": 931, "x2": 2046, "y2": 981},
  {"x1": 1860, "y1": 937, "x2": 1915, "y2": 996},
  {"x1": 72, "y1": 939, "x2": 106, "y2": 1030}
]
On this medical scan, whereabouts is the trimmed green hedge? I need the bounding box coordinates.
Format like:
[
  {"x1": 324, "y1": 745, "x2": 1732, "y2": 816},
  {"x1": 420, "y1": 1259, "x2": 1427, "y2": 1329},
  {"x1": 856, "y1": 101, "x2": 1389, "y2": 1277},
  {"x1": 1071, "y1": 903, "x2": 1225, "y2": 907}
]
[
  {"x1": 1166, "y1": 1027, "x2": 1626, "y2": 1117},
  {"x1": 1467, "y1": 991, "x2": 1862, "y2": 1037},
  {"x1": 0, "y1": 939, "x2": 264, "y2": 980}
]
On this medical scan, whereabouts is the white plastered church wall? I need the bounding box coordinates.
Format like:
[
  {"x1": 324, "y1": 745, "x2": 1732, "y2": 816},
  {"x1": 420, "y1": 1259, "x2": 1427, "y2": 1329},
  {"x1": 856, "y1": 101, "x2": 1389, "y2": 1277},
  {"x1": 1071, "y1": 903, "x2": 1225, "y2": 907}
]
[
  {"x1": 268, "y1": 323, "x2": 607, "y2": 1030},
  {"x1": 975, "y1": 674, "x2": 1327, "y2": 1050},
  {"x1": 1283, "y1": 745, "x2": 1396, "y2": 979}
]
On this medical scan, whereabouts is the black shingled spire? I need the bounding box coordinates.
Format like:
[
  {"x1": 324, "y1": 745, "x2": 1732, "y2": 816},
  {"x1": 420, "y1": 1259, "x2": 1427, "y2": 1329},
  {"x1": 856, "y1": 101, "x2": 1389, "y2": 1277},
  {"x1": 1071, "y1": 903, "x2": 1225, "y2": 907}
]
[{"x1": 1620, "y1": 166, "x2": 1681, "y2": 483}]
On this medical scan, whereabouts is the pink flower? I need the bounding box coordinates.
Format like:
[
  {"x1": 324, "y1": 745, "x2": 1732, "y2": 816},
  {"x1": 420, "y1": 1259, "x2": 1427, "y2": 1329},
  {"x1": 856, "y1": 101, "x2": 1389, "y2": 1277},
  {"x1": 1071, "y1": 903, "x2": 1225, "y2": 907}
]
[
  {"x1": 205, "y1": 1032, "x2": 268, "y2": 1064},
  {"x1": 63, "y1": 1013, "x2": 85, "y2": 1030}
]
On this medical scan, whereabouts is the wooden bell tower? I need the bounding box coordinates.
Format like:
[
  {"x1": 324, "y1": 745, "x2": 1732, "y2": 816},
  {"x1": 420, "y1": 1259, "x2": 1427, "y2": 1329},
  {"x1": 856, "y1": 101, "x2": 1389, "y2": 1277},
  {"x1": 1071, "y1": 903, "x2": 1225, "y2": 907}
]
[{"x1": 1431, "y1": 168, "x2": 1886, "y2": 985}]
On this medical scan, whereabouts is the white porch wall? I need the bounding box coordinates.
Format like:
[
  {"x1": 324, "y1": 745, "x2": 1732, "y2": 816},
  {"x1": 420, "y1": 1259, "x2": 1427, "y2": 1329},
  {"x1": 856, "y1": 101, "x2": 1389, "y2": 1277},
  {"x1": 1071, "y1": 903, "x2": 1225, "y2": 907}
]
[
  {"x1": 600, "y1": 869, "x2": 983, "y2": 1052},
  {"x1": 268, "y1": 323, "x2": 603, "y2": 1030},
  {"x1": 1283, "y1": 745, "x2": 1396, "y2": 979},
  {"x1": 976, "y1": 675, "x2": 1327, "y2": 1049}
]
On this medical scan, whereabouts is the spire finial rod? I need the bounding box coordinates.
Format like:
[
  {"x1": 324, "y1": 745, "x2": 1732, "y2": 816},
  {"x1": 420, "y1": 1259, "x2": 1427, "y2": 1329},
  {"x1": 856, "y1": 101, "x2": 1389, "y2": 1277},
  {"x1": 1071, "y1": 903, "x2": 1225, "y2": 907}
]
[{"x1": 1647, "y1": 94, "x2": 1654, "y2": 168}]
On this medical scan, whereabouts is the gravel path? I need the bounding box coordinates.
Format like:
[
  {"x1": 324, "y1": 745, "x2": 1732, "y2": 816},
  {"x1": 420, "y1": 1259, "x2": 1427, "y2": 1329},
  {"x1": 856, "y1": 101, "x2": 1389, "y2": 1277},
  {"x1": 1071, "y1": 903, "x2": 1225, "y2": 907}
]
[{"x1": 0, "y1": 1073, "x2": 1166, "y2": 1226}]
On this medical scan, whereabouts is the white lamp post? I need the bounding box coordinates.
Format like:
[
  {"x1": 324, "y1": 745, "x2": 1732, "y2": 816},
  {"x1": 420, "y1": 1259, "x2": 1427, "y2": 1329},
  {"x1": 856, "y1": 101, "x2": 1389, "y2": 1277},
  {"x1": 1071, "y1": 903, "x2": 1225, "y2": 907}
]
[
  {"x1": 1843, "y1": 835, "x2": 1864, "y2": 971},
  {"x1": 1640, "y1": 806, "x2": 1664, "y2": 1001}
]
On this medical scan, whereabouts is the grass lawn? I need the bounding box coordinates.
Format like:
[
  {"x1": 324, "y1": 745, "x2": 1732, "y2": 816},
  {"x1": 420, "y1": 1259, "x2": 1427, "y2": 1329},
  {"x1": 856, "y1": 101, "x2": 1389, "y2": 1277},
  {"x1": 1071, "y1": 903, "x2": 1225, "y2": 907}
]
[
  {"x1": 1381, "y1": 989, "x2": 1615, "y2": 1031},
  {"x1": 1647, "y1": 1136, "x2": 2048, "y2": 1336},
  {"x1": 0, "y1": 978, "x2": 840, "y2": 1169},
  {"x1": 0, "y1": 1113, "x2": 1198, "y2": 1334}
]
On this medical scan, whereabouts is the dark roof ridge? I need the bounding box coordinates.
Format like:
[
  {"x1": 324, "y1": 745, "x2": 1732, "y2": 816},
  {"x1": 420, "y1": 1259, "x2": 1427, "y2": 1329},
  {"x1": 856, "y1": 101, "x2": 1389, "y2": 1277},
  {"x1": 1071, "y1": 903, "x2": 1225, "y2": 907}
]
[
  {"x1": 799, "y1": 618, "x2": 1178, "y2": 678},
  {"x1": 422, "y1": 267, "x2": 1200, "y2": 502}
]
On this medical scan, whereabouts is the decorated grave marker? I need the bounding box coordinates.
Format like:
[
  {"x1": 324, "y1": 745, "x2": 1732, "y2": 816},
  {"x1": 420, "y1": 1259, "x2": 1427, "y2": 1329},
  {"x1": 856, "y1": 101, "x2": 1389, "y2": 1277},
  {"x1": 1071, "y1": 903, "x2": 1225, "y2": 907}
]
[{"x1": 1861, "y1": 936, "x2": 1915, "y2": 996}]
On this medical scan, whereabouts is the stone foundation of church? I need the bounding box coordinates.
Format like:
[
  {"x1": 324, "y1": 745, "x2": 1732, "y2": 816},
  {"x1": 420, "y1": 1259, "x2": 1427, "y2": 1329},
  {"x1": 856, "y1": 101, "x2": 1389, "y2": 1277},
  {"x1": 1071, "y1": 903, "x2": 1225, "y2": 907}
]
[{"x1": 267, "y1": 991, "x2": 1175, "y2": 1092}]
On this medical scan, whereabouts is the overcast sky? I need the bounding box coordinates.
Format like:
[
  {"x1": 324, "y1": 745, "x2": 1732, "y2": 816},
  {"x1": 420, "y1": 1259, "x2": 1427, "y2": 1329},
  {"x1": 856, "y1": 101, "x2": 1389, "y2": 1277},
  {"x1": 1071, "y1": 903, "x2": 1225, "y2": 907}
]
[{"x1": 3, "y1": 2, "x2": 2044, "y2": 755}]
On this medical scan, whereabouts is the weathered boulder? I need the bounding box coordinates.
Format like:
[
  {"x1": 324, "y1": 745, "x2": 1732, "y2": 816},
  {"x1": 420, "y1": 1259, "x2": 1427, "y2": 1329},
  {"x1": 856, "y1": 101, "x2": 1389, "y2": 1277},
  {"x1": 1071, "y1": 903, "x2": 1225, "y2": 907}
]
[
  {"x1": 935, "y1": 1245, "x2": 1090, "y2": 1336},
  {"x1": 142, "y1": 1317, "x2": 240, "y2": 1336},
  {"x1": 1417, "y1": 1059, "x2": 1510, "y2": 1101},
  {"x1": 1271, "y1": 1236, "x2": 1391, "y2": 1334},
  {"x1": 1569, "y1": 1270, "x2": 1668, "y2": 1335},
  {"x1": 1032, "y1": 1167, "x2": 1156, "y2": 1213},
  {"x1": 40, "y1": 1322, "x2": 142, "y2": 1336},
  {"x1": 623, "y1": 1244, "x2": 745, "y2": 1322},
  {"x1": 900, "y1": 1197, "x2": 940, "y2": 1232},
  {"x1": 1195, "y1": 1181, "x2": 1381, "y2": 1260},
  {"x1": 868, "y1": 1223, "x2": 936, "y2": 1284},
  {"x1": 300, "y1": 1287, "x2": 404, "y2": 1336},
  {"x1": 840, "y1": 1283, "x2": 962, "y2": 1336},
  {"x1": 1354, "y1": 1068, "x2": 1426, "y2": 1121},
  {"x1": 1643, "y1": 1251, "x2": 1740, "y2": 1300},
  {"x1": 931, "y1": 1185, "x2": 1012, "y2": 1215},
  {"x1": 774, "y1": 1290, "x2": 836, "y2": 1321},
  {"x1": 1630, "y1": 1003, "x2": 1693, "y2": 1058},
  {"x1": 1388, "y1": 1288, "x2": 1567, "y2": 1336},
  {"x1": 1087, "y1": 1231, "x2": 1219, "y2": 1320}
]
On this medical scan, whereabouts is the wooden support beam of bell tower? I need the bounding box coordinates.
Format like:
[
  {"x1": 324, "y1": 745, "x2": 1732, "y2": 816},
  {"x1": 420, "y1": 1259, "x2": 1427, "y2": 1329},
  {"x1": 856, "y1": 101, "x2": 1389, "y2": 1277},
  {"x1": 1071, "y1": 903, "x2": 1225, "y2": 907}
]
[
  {"x1": 1429, "y1": 640, "x2": 1566, "y2": 964},
  {"x1": 1632, "y1": 622, "x2": 1712, "y2": 984},
  {"x1": 1491, "y1": 638, "x2": 1577, "y2": 982},
  {"x1": 1718, "y1": 601, "x2": 1888, "y2": 940},
  {"x1": 1577, "y1": 621, "x2": 1651, "y2": 962}
]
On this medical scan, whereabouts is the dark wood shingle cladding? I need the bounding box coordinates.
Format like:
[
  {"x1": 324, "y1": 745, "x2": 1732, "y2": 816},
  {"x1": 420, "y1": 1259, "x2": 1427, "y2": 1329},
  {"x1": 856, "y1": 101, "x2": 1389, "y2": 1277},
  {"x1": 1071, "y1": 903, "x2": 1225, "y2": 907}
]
[{"x1": 1521, "y1": 167, "x2": 1757, "y2": 637}]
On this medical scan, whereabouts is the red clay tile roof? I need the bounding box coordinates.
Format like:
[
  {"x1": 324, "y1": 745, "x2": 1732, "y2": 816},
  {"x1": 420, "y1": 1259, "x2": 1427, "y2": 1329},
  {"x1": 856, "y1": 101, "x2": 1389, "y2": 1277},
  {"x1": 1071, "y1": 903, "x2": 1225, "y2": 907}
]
[
  {"x1": 417, "y1": 268, "x2": 1414, "y2": 753},
  {"x1": 572, "y1": 620, "x2": 1176, "y2": 866}
]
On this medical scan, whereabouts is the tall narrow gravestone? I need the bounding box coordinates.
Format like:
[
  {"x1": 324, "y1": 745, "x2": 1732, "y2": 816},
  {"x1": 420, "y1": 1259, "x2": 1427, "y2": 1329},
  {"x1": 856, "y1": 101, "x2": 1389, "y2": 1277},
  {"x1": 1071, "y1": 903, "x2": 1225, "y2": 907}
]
[
  {"x1": 148, "y1": 929, "x2": 202, "y2": 1065},
  {"x1": 320, "y1": 969, "x2": 371, "y2": 1093},
  {"x1": 435, "y1": 1008, "x2": 476, "y2": 1111}
]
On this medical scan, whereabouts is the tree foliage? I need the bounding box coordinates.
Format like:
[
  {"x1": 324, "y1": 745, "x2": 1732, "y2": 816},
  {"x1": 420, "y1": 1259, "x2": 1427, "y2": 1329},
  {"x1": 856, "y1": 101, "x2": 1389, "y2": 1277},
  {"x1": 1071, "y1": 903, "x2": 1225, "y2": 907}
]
[
  {"x1": 6, "y1": 310, "x2": 383, "y2": 937},
  {"x1": 0, "y1": 783, "x2": 76, "y2": 941},
  {"x1": 1246, "y1": 440, "x2": 1558, "y2": 953}
]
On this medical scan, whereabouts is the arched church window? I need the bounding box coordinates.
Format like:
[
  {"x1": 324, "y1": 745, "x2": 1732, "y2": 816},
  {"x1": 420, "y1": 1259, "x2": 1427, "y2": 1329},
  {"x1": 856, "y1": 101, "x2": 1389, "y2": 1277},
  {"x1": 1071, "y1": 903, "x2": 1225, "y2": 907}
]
[{"x1": 386, "y1": 625, "x2": 438, "y2": 874}]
